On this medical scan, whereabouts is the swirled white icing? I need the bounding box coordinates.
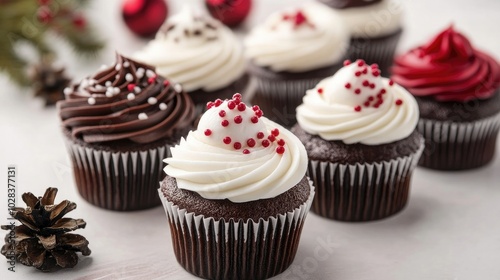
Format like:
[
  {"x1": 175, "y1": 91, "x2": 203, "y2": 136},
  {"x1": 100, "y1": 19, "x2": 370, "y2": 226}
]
[
  {"x1": 244, "y1": 3, "x2": 348, "y2": 72},
  {"x1": 164, "y1": 94, "x2": 308, "y2": 203},
  {"x1": 326, "y1": 0, "x2": 403, "y2": 38},
  {"x1": 296, "y1": 60, "x2": 419, "y2": 145},
  {"x1": 134, "y1": 7, "x2": 245, "y2": 92}
]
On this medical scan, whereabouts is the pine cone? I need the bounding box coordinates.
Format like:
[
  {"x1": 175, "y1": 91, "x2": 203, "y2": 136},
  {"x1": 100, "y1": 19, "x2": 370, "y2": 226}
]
[
  {"x1": 28, "y1": 61, "x2": 71, "y2": 106},
  {"x1": 1, "y1": 188, "x2": 91, "y2": 272}
]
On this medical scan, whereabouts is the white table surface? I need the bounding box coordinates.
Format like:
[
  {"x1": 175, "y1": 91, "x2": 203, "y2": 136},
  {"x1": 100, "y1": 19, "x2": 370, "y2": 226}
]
[{"x1": 1, "y1": 0, "x2": 500, "y2": 279}]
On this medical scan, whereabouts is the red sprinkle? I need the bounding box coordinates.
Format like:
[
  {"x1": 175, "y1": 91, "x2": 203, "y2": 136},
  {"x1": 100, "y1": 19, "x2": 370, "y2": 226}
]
[
  {"x1": 148, "y1": 75, "x2": 157, "y2": 84},
  {"x1": 362, "y1": 80, "x2": 370, "y2": 87},
  {"x1": 127, "y1": 84, "x2": 136, "y2": 91},
  {"x1": 369, "y1": 84, "x2": 375, "y2": 89},
  {"x1": 247, "y1": 138, "x2": 256, "y2": 147},
  {"x1": 206, "y1": 101, "x2": 214, "y2": 109},
  {"x1": 251, "y1": 116, "x2": 259, "y2": 123},
  {"x1": 354, "y1": 89, "x2": 361, "y2": 94},
  {"x1": 204, "y1": 129, "x2": 212, "y2": 136},
  {"x1": 317, "y1": 88, "x2": 323, "y2": 94},
  {"x1": 243, "y1": 149, "x2": 250, "y2": 154},
  {"x1": 268, "y1": 135, "x2": 276, "y2": 142},
  {"x1": 380, "y1": 89, "x2": 386, "y2": 94},
  {"x1": 364, "y1": 101, "x2": 371, "y2": 107},
  {"x1": 261, "y1": 140, "x2": 270, "y2": 147},
  {"x1": 227, "y1": 101, "x2": 236, "y2": 110},
  {"x1": 354, "y1": 106, "x2": 362, "y2": 112},
  {"x1": 395, "y1": 99, "x2": 403, "y2": 106},
  {"x1": 252, "y1": 105, "x2": 260, "y2": 111},
  {"x1": 343, "y1": 60, "x2": 351, "y2": 66},
  {"x1": 357, "y1": 60, "x2": 365, "y2": 67},
  {"x1": 237, "y1": 103, "x2": 246, "y2": 111},
  {"x1": 223, "y1": 137, "x2": 231, "y2": 144},
  {"x1": 234, "y1": 115, "x2": 243, "y2": 124},
  {"x1": 233, "y1": 142, "x2": 242, "y2": 150},
  {"x1": 221, "y1": 120, "x2": 229, "y2": 127},
  {"x1": 372, "y1": 70, "x2": 380, "y2": 77},
  {"x1": 271, "y1": 128, "x2": 280, "y2": 136},
  {"x1": 362, "y1": 68, "x2": 368, "y2": 74},
  {"x1": 276, "y1": 146, "x2": 285, "y2": 154},
  {"x1": 214, "y1": 99, "x2": 223, "y2": 107},
  {"x1": 255, "y1": 110, "x2": 263, "y2": 118},
  {"x1": 371, "y1": 63, "x2": 379, "y2": 69},
  {"x1": 345, "y1": 83, "x2": 351, "y2": 89},
  {"x1": 277, "y1": 139, "x2": 285, "y2": 146},
  {"x1": 389, "y1": 80, "x2": 394, "y2": 86},
  {"x1": 219, "y1": 110, "x2": 226, "y2": 117},
  {"x1": 163, "y1": 80, "x2": 170, "y2": 87},
  {"x1": 257, "y1": 132, "x2": 265, "y2": 139},
  {"x1": 233, "y1": 93, "x2": 242, "y2": 100},
  {"x1": 355, "y1": 71, "x2": 362, "y2": 77}
]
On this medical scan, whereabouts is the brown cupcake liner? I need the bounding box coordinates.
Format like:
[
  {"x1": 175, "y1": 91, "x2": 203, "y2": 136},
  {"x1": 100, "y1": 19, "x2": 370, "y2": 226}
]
[
  {"x1": 64, "y1": 136, "x2": 173, "y2": 211},
  {"x1": 251, "y1": 78, "x2": 323, "y2": 128},
  {"x1": 308, "y1": 140, "x2": 424, "y2": 221},
  {"x1": 348, "y1": 30, "x2": 403, "y2": 76},
  {"x1": 158, "y1": 181, "x2": 315, "y2": 280},
  {"x1": 417, "y1": 112, "x2": 500, "y2": 170}
]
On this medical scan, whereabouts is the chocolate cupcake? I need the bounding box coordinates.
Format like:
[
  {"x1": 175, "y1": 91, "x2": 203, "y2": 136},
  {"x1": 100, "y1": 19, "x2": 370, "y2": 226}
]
[
  {"x1": 293, "y1": 59, "x2": 424, "y2": 221},
  {"x1": 58, "y1": 54, "x2": 195, "y2": 211},
  {"x1": 134, "y1": 7, "x2": 248, "y2": 115},
  {"x1": 245, "y1": 3, "x2": 348, "y2": 127},
  {"x1": 317, "y1": 0, "x2": 403, "y2": 75},
  {"x1": 159, "y1": 94, "x2": 314, "y2": 279},
  {"x1": 392, "y1": 26, "x2": 500, "y2": 170}
]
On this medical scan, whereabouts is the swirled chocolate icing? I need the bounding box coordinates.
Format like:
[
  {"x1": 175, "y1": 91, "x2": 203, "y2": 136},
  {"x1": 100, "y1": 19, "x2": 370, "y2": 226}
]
[
  {"x1": 319, "y1": 0, "x2": 382, "y2": 9},
  {"x1": 58, "y1": 54, "x2": 195, "y2": 144}
]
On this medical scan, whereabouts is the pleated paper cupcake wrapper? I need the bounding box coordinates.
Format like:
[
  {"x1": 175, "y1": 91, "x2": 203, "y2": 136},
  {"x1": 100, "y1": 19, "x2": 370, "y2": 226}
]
[
  {"x1": 159, "y1": 181, "x2": 315, "y2": 280},
  {"x1": 64, "y1": 137, "x2": 172, "y2": 211},
  {"x1": 308, "y1": 140, "x2": 424, "y2": 221},
  {"x1": 348, "y1": 30, "x2": 402, "y2": 76},
  {"x1": 417, "y1": 112, "x2": 500, "y2": 170},
  {"x1": 251, "y1": 77, "x2": 323, "y2": 128}
]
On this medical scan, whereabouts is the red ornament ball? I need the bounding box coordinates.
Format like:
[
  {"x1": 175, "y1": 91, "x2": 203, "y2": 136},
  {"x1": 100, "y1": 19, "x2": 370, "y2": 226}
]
[
  {"x1": 122, "y1": 0, "x2": 168, "y2": 38},
  {"x1": 205, "y1": 0, "x2": 252, "y2": 27}
]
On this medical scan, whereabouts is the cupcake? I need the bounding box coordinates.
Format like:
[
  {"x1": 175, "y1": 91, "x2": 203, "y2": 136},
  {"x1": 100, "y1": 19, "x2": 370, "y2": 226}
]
[
  {"x1": 317, "y1": 0, "x2": 403, "y2": 75},
  {"x1": 391, "y1": 26, "x2": 500, "y2": 170},
  {"x1": 245, "y1": 3, "x2": 348, "y2": 127},
  {"x1": 293, "y1": 59, "x2": 424, "y2": 221},
  {"x1": 58, "y1": 54, "x2": 195, "y2": 211},
  {"x1": 134, "y1": 7, "x2": 247, "y2": 114},
  {"x1": 159, "y1": 94, "x2": 314, "y2": 279}
]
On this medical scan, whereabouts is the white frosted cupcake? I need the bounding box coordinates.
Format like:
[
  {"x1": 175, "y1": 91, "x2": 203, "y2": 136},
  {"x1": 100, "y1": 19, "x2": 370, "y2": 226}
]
[
  {"x1": 245, "y1": 3, "x2": 349, "y2": 127},
  {"x1": 134, "y1": 7, "x2": 247, "y2": 113}
]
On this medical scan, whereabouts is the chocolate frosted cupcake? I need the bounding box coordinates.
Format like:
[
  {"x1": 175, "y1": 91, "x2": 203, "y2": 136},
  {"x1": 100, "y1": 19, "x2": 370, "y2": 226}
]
[
  {"x1": 317, "y1": 0, "x2": 403, "y2": 75},
  {"x1": 134, "y1": 7, "x2": 247, "y2": 114},
  {"x1": 159, "y1": 94, "x2": 314, "y2": 279},
  {"x1": 245, "y1": 3, "x2": 348, "y2": 127},
  {"x1": 293, "y1": 59, "x2": 424, "y2": 221},
  {"x1": 392, "y1": 26, "x2": 500, "y2": 170},
  {"x1": 58, "y1": 54, "x2": 195, "y2": 211}
]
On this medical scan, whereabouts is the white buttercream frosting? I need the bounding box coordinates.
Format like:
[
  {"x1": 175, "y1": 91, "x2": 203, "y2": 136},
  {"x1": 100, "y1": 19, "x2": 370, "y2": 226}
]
[
  {"x1": 164, "y1": 94, "x2": 308, "y2": 203},
  {"x1": 134, "y1": 7, "x2": 245, "y2": 92},
  {"x1": 296, "y1": 60, "x2": 419, "y2": 145},
  {"x1": 327, "y1": 0, "x2": 403, "y2": 38},
  {"x1": 244, "y1": 3, "x2": 348, "y2": 72}
]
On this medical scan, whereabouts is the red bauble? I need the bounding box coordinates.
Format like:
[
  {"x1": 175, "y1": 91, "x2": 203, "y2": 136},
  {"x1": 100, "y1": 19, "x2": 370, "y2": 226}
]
[
  {"x1": 205, "y1": 0, "x2": 252, "y2": 27},
  {"x1": 122, "y1": 0, "x2": 168, "y2": 38}
]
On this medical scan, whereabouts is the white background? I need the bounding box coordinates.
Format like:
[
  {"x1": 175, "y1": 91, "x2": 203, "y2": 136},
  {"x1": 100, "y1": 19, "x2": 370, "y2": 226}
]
[{"x1": 1, "y1": 0, "x2": 500, "y2": 279}]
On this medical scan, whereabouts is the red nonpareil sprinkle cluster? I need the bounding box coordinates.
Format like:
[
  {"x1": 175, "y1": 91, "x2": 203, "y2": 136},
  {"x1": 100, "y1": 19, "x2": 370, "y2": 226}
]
[
  {"x1": 341, "y1": 59, "x2": 401, "y2": 112},
  {"x1": 282, "y1": 10, "x2": 315, "y2": 29},
  {"x1": 203, "y1": 93, "x2": 287, "y2": 155}
]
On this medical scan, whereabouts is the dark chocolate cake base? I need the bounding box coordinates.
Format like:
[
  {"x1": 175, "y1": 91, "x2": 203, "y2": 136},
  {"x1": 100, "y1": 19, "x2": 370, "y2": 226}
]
[
  {"x1": 292, "y1": 125, "x2": 424, "y2": 221},
  {"x1": 159, "y1": 176, "x2": 314, "y2": 280},
  {"x1": 63, "y1": 127, "x2": 188, "y2": 211}
]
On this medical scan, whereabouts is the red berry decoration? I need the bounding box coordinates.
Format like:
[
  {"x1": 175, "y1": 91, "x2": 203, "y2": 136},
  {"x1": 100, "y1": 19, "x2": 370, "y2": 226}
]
[
  {"x1": 122, "y1": 0, "x2": 168, "y2": 38},
  {"x1": 72, "y1": 14, "x2": 86, "y2": 29},
  {"x1": 205, "y1": 0, "x2": 252, "y2": 27},
  {"x1": 276, "y1": 146, "x2": 285, "y2": 154}
]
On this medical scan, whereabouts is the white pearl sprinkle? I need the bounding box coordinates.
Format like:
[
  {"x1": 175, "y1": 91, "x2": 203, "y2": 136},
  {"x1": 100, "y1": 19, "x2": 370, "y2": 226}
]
[
  {"x1": 174, "y1": 84, "x2": 182, "y2": 93},
  {"x1": 88, "y1": 97, "x2": 96, "y2": 105},
  {"x1": 105, "y1": 81, "x2": 112, "y2": 87},
  {"x1": 148, "y1": 97, "x2": 157, "y2": 105},
  {"x1": 146, "y1": 69, "x2": 155, "y2": 78},
  {"x1": 115, "y1": 74, "x2": 120, "y2": 80},
  {"x1": 136, "y1": 71, "x2": 144, "y2": 79},
  {"x1": 159, "y1": 103, "x2": 167, "y2": 110},
  {"x1": 89, "y1": 79, "x2": 96, "y2": 86},
  {"x1": 95, "y1": 85, "x2": 104, "y2": 90},
  {"x1": 113, "y1": 87, "x2": 120, "y2": 94},
  {"x1": 138, "y1": 113, "x2": 148, "y2": 120},
  {"x1": 127, "y1": 93, "x2": 135, "y2": 100},
  {"x1": 123, "y1": 61, "x2": 130, "y2": 68},
  {"x1": 134, "y1": 86, "x2": 141, "y2": 93},
  {"x1": 105, "y1": 90, "x2": 114, "y2": 98},
  {"x1": 115, "y1": 64, "x2": 122, "y2": 71},
  {"x1": 63, "y1": 87, "x2": 72, "y2": 95},
  {"x1": 125, "y1": 73, "x2": 134, "y2": 82}
]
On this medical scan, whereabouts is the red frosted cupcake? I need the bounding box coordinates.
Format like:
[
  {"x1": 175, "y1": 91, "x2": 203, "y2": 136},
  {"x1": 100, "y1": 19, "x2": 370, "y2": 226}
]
[{"x1": 392, "y1": 26, "x2": 500, "y2": 170}]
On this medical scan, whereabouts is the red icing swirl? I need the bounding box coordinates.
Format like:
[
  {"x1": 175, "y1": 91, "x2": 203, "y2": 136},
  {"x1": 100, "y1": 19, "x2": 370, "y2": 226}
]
[
  {"x1": 58, "y1": 54, "x2": 195, "y2": 144},
  {"x1": 391, "y1": 26, "x2": 500, "y2": 102}
]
